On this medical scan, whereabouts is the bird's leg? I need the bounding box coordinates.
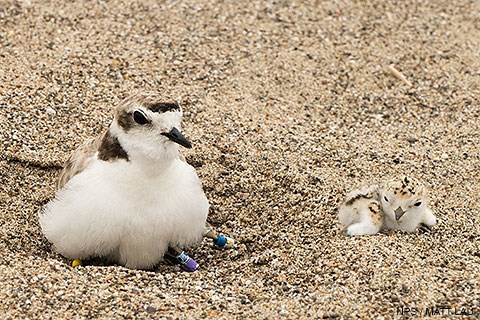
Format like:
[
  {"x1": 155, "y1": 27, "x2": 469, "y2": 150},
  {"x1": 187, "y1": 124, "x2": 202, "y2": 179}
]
[
  {"x1": 167, "y1": 244, "x2": 199, "y2": 272},
  {"x1": 203, "y1": 228, "x2": 235, "y2": 248}
]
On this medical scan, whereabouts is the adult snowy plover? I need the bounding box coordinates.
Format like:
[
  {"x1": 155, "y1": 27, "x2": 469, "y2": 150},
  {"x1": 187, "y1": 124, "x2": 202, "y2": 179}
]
[
  {"x1": 338, "y1": 176, "x2": 437, "y2": 236},
  {"x1": 39, "y1": 93, "x2": 230, "y2": 270}
]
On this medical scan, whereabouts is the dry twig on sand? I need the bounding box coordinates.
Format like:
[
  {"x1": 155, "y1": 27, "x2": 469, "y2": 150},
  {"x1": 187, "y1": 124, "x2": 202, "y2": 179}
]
[{"x1": 386, "y1": 64, "x2": 413, "y2": 87}]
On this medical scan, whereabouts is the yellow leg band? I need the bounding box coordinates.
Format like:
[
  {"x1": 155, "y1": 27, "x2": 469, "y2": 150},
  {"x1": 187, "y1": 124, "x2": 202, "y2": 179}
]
[{"x1": 72, "y1": 259, "x2": 82, "y2": 268}]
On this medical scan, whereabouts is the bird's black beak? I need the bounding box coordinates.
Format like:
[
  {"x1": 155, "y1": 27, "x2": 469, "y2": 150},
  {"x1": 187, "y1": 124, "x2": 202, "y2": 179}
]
[
  {"x1": 161, "y1": 127, "x2": 192, "y2": 149},
  {"x1": 394, "y1": 207, "x2": 406, "y2": 221}
]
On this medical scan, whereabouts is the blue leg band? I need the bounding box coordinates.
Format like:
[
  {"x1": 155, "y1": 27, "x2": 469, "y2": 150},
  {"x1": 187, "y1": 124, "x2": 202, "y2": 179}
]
[
  {"x1": 214, "y1": 235, "x2": 228, "y2": 247},
  {"x1": 176, "y1": 251, "x2": 190, "y2": 265}
]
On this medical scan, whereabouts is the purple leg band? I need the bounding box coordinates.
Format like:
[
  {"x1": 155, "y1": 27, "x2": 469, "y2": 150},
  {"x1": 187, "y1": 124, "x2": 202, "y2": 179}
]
[
  {"x1": 176, "y1": 251, "x2": 199, "y2": 272},
  {"x1": 183, "y1": 257, "x2": 199, "y2": 272}
]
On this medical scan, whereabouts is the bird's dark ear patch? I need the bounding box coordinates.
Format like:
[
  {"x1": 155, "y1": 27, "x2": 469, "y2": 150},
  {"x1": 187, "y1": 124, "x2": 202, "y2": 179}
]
[
  {"x1": 148, "y1": 102, "x2": 180, "y2": 113},
  {"x1": 98, "y1": 131, "x2": 129, "y2": 162}
]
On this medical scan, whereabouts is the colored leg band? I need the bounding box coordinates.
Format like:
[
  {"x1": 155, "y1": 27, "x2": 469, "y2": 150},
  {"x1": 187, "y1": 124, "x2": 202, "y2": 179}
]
[
  {"x1": 214, "y1": 235, "x2": 228, "y2": 247},
  {"x1": 176, "y1": 251, "x2": 199, "y2": 272},
  {"x1": 176, "y1": 251, "x2": 190, "y2": 264}
]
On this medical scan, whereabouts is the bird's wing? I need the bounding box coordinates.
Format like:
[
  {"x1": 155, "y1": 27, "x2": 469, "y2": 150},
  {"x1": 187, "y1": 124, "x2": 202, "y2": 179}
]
[{"x1": 56, "y1": 131, "x2": 106, "y2": 190}]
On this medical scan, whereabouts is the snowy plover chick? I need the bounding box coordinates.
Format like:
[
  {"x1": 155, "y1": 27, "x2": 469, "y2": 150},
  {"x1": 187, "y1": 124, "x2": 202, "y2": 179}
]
[
  {"x1": 338, "y1": 176, "x2": 437, "y2": 236},
  {"x1": 39, "y1": 93, "x2": 210, "y2": 269}
]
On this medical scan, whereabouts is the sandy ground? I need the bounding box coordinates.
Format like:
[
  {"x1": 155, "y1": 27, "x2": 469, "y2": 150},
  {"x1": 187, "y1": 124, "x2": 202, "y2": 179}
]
[{"x1": 1, "y1": 0, "x2": 480, "y2": 318}]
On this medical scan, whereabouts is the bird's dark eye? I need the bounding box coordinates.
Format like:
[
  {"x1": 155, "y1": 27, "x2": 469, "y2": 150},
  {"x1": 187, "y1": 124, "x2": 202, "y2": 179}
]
[
  {"x1": 133, "y1": 110, "x2": 149, "y2": 125},
  {"x1": 414, "y1": 201, "x2": 422, "y2": 207},
  {"x1": 384, "y1": 196, "x2": 389, "y2": 202}
]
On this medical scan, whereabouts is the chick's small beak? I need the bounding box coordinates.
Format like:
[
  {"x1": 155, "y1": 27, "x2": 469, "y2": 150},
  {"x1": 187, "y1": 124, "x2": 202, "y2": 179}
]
[
  {"x1": 161, "y1": 127, "x2": 192, "y2": 149},
  {"x1": 394, "y1": 207, "x2": 406, "y2": 221}
]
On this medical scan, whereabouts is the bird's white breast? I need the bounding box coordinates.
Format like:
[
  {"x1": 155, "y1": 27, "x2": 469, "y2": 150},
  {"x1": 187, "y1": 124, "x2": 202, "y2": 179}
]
[{"x1": 39, "y1": 156, "x2": 209, "y2": 269}]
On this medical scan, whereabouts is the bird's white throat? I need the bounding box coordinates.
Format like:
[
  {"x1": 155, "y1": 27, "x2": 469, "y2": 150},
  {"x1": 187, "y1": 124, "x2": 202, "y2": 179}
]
[{"x1": 109, "y1": 121, "x2": 181, "y2": 175}]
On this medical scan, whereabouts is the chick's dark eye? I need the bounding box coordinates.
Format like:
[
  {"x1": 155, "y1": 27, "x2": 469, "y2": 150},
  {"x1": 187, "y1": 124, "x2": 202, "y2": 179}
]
[
  {"x1": 414, "y1": 201, "x2": 422, "y2": 207},
  {"x1": 384, "y1": 196, "x2": 389, "y2": 202},
  {"x1": 133, "y1": 110, "x2": 149, "y2": 125}
]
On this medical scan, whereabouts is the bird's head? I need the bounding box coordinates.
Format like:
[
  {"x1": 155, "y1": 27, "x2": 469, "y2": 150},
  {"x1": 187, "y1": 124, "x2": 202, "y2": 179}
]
[
  {"x1": 110, "y1": 93, "x2": 191, "y2": 161},
  {"x1": 379, "y1": 176, "x2": 428, "y2": 222}
]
